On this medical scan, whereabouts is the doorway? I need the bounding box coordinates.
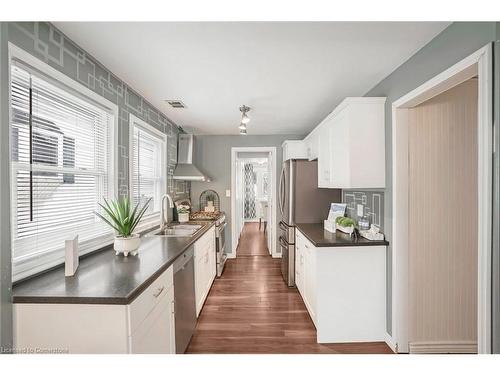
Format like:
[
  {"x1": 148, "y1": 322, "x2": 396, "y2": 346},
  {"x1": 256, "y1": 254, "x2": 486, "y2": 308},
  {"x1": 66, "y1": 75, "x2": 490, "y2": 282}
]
[
  {"x1": 231, "y1": 147, "x2": 277, "y2": 258},
  {"x1": 391, "y1": 45, "x2": 493, "y2": 353}
]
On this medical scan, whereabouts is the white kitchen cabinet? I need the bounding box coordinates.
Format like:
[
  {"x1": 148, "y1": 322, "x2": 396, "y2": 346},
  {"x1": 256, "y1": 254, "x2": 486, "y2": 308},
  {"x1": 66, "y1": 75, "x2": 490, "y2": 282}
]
[
  {"x1": 295, "y1": 228, "x2": 386, "y2": 343},
  {"x1": 308, "y1": 97, "x2": 386, "y2": 189},
  {"x1": 282, "y1": 140, "x2": 307, "y2": 161},
  {"x1": 194, "y1": 226, "x2": 216, "y2": 317},
  {"x1": 304, "y1": 128, "x2": 319, "y2": 161},
  {"x1": 303, "y1": 240, "x2": 316, "y2": 324},
  {"x1": 317, "y1": 122, "x2": 332, "y2": 188},
  {"x1": 330, "y1": 98, "x2": 386, "y2": 188},
  {"x1": 14, "y1": 265, "x2": 176, "y2": 354},
  {"x1": 295, "y1": 230, "x2": 316, "y2": 326},
  {"x1": 130, "y1": 286, "x2": 175, "y2": 354},
  {"x1": 295, "y1": 236, "x2": 304, "y2": 296}
]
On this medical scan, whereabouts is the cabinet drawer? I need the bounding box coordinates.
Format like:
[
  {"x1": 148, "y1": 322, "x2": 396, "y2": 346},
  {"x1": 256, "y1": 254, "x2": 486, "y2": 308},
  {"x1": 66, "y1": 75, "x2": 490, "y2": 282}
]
[{"x1": 128, "y1": 265, "x2": 173, "y2": 334}]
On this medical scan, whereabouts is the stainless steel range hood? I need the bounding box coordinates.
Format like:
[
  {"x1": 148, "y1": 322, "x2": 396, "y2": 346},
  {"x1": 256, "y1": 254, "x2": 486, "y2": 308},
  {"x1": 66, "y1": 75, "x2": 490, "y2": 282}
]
[{"x1": 173, "y1": 134, "x2": 211, "y2": 182}]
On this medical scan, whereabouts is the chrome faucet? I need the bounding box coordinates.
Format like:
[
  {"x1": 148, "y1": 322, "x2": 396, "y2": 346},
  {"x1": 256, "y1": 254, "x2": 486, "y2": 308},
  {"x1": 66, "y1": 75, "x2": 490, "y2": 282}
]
[{"x1": 160, "y1": 194, "x2": 174, "y2": 230}]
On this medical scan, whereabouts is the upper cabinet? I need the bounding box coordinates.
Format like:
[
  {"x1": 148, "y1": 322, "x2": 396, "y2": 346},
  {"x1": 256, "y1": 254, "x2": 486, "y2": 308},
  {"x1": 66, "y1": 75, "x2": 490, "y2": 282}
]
[
  {"x1": 304, "y1": 127, "x2": 319, "y2": 161},
  {"x1": 282, "y1": 140, "x2": 307, "y2": 161},
  {"x1": 314, "y1": 97, "x2": 386, "y2": 189},
  {"x1": 282, "y1": 97, "x2": 386, "y2": 189}
]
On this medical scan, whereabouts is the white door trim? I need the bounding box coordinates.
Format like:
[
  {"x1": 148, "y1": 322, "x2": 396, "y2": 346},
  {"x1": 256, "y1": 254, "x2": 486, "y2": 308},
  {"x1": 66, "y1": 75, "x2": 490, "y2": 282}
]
[
  {"x1": 391, "y1": 44, "x2": 493, "y2": 353},
  {"x1": 230, "y1": 147, "x2": 277, "y2": 258}
]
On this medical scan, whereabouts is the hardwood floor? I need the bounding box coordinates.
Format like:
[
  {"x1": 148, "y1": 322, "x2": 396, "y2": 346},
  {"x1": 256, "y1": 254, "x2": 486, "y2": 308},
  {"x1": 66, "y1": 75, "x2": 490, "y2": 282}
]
[
  {"x1": 186, "y1": 223, "x2": 393, "y2": 354},
  {"x1": 233, "y1": 222, "x2": 269, "y2": 256}
]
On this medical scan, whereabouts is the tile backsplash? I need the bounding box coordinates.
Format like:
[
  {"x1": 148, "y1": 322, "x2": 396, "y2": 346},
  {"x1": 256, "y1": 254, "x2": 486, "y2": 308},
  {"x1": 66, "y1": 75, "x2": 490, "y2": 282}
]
[{"x1": 342, "y1": 190, "x2": 384, "y2": 231}]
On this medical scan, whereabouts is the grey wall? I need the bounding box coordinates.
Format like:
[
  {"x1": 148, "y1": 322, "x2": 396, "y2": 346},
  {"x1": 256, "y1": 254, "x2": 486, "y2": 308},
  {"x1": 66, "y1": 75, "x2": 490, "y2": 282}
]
[
  {"x1": 364, "y1": 22, "x2": 499, "y2": 343},
  {"x1": 0, "y1": 22, "x2": 190, "y2": 349},
  {"x1": 191, "y1": 134, "x2": 303, "y2": 253}
]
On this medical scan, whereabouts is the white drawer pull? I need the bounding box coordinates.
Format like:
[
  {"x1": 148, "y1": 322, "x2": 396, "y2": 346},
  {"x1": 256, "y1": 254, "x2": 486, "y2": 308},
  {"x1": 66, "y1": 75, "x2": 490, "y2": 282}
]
[{"x1": 153, "y1": 286, "x2": 165, "y2": 298}]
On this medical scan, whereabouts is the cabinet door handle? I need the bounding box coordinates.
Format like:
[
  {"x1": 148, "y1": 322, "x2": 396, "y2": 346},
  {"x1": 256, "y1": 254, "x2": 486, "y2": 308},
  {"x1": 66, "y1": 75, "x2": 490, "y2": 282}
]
[
  {"x1": 153, "y1": 286, "x2": 165, "y2": 298},
  {"x1": 171, "y1": 300, "x2": 175, "y2": 314}
]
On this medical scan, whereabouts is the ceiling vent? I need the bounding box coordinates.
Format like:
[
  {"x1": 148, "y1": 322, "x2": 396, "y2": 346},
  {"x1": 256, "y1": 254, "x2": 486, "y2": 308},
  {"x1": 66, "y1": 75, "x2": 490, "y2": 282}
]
[{"x1": 166, "y1": 100, "x2": 186, "y2": 109}]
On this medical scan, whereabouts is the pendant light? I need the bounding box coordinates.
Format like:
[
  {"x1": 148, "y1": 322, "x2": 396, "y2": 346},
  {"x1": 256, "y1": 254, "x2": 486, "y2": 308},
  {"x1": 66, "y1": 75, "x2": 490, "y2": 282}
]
[{"x1": 239, "y1": 105, "x2": 251, "y2": 134}]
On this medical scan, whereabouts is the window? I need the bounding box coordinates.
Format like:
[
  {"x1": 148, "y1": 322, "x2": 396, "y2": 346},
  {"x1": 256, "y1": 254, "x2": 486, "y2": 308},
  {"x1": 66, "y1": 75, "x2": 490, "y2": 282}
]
[
  {"x1": 129, "y1": 115, "x2": 166, "y2": 219},
  {"x1": 10, "y1": 61, "x2": 116, "y2": 280}
]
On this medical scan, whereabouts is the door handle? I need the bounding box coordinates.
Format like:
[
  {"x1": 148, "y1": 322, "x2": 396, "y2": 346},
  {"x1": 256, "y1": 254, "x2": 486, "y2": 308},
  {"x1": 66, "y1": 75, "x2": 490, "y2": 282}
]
[
  {"x1": 279, "y1": 167, "x2": 285, "y2": 216},
  {"x1": 153, "y1": 286, "x2": 165, "y2": 298}
]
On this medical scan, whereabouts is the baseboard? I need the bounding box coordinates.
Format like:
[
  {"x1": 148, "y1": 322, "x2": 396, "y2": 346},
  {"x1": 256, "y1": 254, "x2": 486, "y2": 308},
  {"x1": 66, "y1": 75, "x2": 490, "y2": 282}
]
[
  {"x1": 384, "y1": 332, "x2": 397, "y2": 353},
  {"x1": 409, "y1": 341, "x2": 477, "y2": 354},
  {"x1": 226, "y1": 253, "x2": 236, "y2": 259},
  {"x1": 272, "y1": 253, "x2": 282, "y2": 258}
]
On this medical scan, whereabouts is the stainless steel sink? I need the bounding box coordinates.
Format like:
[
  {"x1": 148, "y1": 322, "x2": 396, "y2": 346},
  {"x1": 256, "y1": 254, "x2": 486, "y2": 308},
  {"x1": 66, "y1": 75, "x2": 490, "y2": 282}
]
[{"x1": 148, "y1": 224, "x2": 203, "y2": 237}]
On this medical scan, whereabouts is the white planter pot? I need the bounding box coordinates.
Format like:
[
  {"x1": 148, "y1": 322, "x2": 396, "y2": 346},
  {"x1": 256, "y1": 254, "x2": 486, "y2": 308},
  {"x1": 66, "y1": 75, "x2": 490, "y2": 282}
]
[
  {"x1": 114, "y1": 234, "x2": 140, "y2": 257},
  {"x1": 178, "y1": 213, "x2": 189, "y2": 223}
]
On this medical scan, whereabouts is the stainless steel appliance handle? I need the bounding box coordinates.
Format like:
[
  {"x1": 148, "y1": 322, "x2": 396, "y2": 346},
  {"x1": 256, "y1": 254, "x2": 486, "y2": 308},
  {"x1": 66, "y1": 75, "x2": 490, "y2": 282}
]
[
  {"x1": 279, "y1": 221, "x2": 288, "y2": 231},
  {"x1": 278, "y1": 166, "x2": 285, "y2": 216},
  {"x1": 279, "y1": 236, "x2": 288, "y2": 248}
]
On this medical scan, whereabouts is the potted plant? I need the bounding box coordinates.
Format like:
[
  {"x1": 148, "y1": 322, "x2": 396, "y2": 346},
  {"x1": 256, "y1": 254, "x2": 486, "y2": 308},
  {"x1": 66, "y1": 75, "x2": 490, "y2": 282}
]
[
  {"x1": 94, "y1": 197, "x2": 151, "y2": 257},
  {"x1": 177, "y1": 204, "x2": 190, "y2": 223},
  {"x1": 335, "y1": 216, "x2": 357, "y2": 236}
]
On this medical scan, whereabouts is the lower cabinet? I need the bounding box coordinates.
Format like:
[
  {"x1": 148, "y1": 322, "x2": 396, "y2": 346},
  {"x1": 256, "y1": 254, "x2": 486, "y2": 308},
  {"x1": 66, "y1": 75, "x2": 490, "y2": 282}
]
[
  {"x1": 14, "y1": 265, "x2": 176, "y2": 354},
  {"x1": 295, "y1": 231, "x2": 316, "y2": 326},
  {"x1": 295, "y1": 228, "x2": 386, "y2": 344},
  {"x1": 194, "y1": 226, "x2": 216, "y2": 317}
]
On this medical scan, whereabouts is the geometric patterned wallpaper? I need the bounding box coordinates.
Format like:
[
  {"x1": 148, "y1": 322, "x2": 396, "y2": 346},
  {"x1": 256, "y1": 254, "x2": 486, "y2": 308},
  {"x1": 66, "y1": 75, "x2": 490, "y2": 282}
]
[
  {"x1": 6, "y1": 22, "x2": 190, "y2": 200},
  {"x1": 342, "y1": 190, "x2": 385, "y2": 231}
]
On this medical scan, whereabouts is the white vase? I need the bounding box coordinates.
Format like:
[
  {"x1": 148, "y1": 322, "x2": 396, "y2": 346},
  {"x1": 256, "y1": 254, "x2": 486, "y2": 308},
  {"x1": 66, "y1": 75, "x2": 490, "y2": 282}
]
[
  {"x1": 178, "y1": 213, "x2": 189, "y2": 223},
  {"x1": 114, "y1": 234, "x2": 140, "y2": 257}
]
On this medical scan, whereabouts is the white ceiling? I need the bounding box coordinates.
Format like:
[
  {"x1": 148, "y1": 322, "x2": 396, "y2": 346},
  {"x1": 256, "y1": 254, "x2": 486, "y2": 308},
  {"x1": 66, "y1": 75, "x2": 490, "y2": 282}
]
[{"x1": 55, "y1": 22, "x2": 450, "y2": 135}]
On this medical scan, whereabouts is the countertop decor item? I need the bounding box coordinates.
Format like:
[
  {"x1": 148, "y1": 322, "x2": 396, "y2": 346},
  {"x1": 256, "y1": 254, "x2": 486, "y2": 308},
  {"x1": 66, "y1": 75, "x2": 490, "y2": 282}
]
[
  {"x1": 335, "y1": 216, "x2": 356, "y2": 235},
  {"x1": 359, "y1": 224, "x2": 385, "y2": 241},
  {"x1": 177, "y1": 205, "x2": 190, "y2": 223},
  {"x1": 65, "y1": 235, "x2": 79, "y2": 277},
  {"x1": 199, "y1": 189, "x2": 220, "y2": 212},
  {"x1": 94, "y1": 197, "x2": 151, "y2": 257}
]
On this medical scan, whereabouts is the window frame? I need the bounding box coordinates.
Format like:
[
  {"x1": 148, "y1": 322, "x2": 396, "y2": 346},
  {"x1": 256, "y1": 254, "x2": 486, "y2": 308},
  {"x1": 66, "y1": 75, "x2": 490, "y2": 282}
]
[
  {"x1": 128, "y1": 114, "x2": 167, "y2": 230},
  {"x1": 8, "y1": 43, "x2": 119, "y2": 282}
]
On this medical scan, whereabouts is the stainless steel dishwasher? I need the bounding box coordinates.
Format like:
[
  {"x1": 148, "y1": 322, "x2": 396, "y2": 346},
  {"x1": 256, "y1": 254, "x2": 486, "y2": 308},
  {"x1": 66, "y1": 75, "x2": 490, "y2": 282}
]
[{"x1": 173, "y1": 246, "x2": 197, "y2": 353}]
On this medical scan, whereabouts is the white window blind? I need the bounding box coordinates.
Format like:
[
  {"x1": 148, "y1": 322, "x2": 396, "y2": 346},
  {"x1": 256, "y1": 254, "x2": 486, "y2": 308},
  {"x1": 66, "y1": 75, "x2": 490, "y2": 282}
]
[
  {"x1": 130, "y1": 116, "x2": 166, "y2": 217},
  {"x1": 10, "y1": 63, "x2": 115, "y2": 280}
]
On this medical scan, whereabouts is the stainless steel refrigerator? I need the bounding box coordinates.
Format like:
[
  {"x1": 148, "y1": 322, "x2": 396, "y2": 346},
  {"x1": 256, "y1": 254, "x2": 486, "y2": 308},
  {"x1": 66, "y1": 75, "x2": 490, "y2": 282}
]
[{"x1": 278, "y1": 159, "x2": 341, "y2": 286}]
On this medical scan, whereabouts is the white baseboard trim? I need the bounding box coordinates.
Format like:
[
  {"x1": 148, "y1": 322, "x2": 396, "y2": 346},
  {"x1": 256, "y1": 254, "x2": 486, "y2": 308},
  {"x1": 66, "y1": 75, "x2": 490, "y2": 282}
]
[
  {"x1": 409, "y1": 341, "x2": 478, "y2": 354},
  {"x1": 384, "y1": 332, "x2": 397, "y2": 353},
  {"x1": 226, "y1": 253, "x2": 236, "y2": 259},
  {"x1": 272, "y1": 253, "x2": 282, "y2": 258}
]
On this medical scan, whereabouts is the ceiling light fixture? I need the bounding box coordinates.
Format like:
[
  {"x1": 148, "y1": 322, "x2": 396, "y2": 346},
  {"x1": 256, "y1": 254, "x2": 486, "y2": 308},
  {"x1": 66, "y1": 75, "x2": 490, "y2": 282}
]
[{"x1": 239, "y1": 105, "x2": 251, "y2": 134}]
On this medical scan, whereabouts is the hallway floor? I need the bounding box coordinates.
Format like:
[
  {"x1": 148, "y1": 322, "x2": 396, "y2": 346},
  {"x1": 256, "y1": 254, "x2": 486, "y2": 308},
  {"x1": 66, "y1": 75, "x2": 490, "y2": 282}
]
[{"x1": 186, "y1": 223, "x2": 393, "y2": 354}]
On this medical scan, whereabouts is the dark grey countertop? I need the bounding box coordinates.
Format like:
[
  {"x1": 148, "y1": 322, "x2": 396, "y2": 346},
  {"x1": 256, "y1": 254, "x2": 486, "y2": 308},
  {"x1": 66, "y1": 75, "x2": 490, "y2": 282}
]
[
  {"x1": 12, "y1": 222, "x2": 215, "y2": 305},
  {"x1": 296, "y1": 223, "x2": 389, "y2": 247}
]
